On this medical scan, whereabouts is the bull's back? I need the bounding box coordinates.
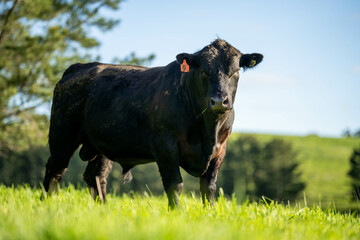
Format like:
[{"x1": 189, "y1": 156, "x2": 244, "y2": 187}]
[{"x1": 51, "y1": 62, "x2": 148, "y2": 125}]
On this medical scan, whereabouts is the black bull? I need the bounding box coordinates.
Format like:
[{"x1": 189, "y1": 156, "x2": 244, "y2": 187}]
[{"x1": 43, "y1": 39, "x2": 263, "y2": 209}]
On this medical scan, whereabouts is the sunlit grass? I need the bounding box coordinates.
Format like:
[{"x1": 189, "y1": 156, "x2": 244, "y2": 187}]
[{"x1": 0, "y1": 185, "x2": 359, "y2": 240}]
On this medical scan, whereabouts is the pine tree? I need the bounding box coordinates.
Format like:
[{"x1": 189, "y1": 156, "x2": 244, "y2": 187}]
[
  {"x1": 222, "y1": 137, "x2": 305, "y2": 202},
  {"x1": 253, "y1": 139, "x2": 305, "y2": 202}
]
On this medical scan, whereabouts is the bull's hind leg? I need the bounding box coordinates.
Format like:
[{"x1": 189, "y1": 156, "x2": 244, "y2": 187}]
[
  {"x1": 43, "y1": 123, "x2": 81, "y2": 194},
  {"x1": 83, "y1": 156, "x2": 113, "y2": 202}
]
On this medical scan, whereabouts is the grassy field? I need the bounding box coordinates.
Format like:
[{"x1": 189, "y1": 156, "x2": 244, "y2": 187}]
[{"x1": 1, "y1": 186, "x2": 359, "y2": 240}]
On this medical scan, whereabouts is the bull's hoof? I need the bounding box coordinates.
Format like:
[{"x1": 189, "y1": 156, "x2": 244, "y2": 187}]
[
  {"x1": 87, "y1": 177, "x2": 106, "y2": 203},
  {"x1": 48, "y1": 178, "x2": 59, "y2": 194}
]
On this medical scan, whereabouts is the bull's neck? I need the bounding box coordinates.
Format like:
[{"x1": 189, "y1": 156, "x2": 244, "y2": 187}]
[
  {"x1": 180, "y1": 71, "x2": 208, "y2": 121},
  {"x1": 181, "y1": 73, "x2": 228, "y2": 140},
  {"x1": 203, "y1": 111, "x2": 229, "y2": 141}
]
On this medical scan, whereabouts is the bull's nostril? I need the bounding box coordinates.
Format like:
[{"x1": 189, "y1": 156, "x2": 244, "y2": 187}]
[{"x1": 209, "y1": 97, "x2": 229, "y2": 112}]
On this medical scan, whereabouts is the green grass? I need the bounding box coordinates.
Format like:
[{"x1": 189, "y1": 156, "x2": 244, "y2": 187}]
[
  {"x1": 230, "y1": 134, "x2": 360, "y2": 209},
  {"x1": 1, "y1": 185, "x2": 359, "y2": 240}
]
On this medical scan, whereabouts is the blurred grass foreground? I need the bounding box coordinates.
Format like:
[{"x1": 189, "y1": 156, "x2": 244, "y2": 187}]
[{"x1": 0, "y1": 185, "x2": 359, "y2": 240}]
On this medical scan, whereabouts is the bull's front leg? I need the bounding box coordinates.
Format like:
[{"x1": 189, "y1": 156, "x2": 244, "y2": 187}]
[
  {"x1": 200, "y1": 153, "x2": 225, "y2": 205},
  {"x1": 153, "y1": 137, "x2": 183, "y2": 210},
  {"x1": 200, "y1": 130, "x2": 229, "y2": 205},
  {"x1": 158, "y1": 162, "x2": 183, "y2": 210}
]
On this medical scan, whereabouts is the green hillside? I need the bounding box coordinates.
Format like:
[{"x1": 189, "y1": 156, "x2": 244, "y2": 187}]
[{"x1": 229, "y1": 133, "x2": 360, "y2": 209}]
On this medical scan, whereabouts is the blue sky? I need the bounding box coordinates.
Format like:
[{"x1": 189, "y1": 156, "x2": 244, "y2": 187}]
[{"x1": 91, "y1": 0, "x2": 360, "y2": 137}]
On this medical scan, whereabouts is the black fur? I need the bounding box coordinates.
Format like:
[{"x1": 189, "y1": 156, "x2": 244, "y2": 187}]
[{"x1": 43, "y1": 39, "x2": 263, "y2": 209}]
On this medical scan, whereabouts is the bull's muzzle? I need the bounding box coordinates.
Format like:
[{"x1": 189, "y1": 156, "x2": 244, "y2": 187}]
[{"x1": 209, "y1": 97, "x2": 231, "y2": 112}]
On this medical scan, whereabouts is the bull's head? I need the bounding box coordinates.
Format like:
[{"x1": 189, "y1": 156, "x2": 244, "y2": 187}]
[{"x1": 176, "y1": 39, "x2": 263, "y2": 115}]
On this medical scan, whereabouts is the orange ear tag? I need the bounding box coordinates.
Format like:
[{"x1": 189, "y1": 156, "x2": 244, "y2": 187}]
[{"x1": 181, "y1": 59, "x2": 190, "y2": 72}]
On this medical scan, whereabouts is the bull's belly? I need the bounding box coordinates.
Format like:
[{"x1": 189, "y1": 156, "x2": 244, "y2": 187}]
[
  {"x1": 98, "y1": 145, "x2": 155, "y2": 167},
  {"x1": 85, "y1": 125, "x2": 154, "y2": 164},
  {"x1": 101, "y1": 147, "x2": 154, "y2": 165}
]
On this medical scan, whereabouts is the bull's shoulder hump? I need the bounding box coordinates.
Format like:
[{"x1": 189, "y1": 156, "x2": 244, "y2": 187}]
[
  {"x1": 63, "y1": 63, "x2": 149, "y2": 78},
  {"x1": 62, "y1": 62, "x2": 102, "y2": 77},
  {"x1": 110, "y1": 64, "x2": 149, "y2": 71}
]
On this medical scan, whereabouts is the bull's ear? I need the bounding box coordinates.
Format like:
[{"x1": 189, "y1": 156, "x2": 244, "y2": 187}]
[
  {"x1": 240, "y1": 53, "x2": 263, "y2": 69},
  {"x1": 176, "y1": 53, "x2": 199, "y2": 67}
]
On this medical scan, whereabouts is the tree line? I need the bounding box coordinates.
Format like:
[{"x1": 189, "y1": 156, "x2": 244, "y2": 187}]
[
  {"x1": 0, "y1": 134, "x2": 307, "y2": 203},
  {"x1": 2, "y1": 132, "x2": 360, "y2": 204}
]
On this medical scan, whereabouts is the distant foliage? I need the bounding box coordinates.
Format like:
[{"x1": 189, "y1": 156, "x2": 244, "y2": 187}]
[
  {"x1": 342, "y1": 129, "x2": 360, "y2": 138},
  {"x1": 0, "y1": 0, "x2": 156, "y2": 186},
  {"x1": 0, "y1": 0, "x2": 120, "y2": 156},
  {"x1": 253, "y1": 139, "x2": 305, "y2": 201},
  {"x1": 0, "y1": 135, "x2": 306, "y2": 203},
  {"x1": 0, "y1": 0, "x2": 155, "y2": 155},
  {"x1": 220, "y1": 136, "x2": 261, "y2": 201},
  {"x1": 0, "y1": 145, "x2": 48, "y2": 186},
  {"x1": 354, "y1": 130, "x2": 360, "y2": 138},
  {"x1": 220, "y1": 136, "x2": 305, "y2": 202},
  {"x1": 0, "y1": 0, "x2": 122, "y2": 127},
  {"x1": 348, "y1": 145, "x2": 360, "y2": 200},
  {"x1": 342, "y1": 129, "x2": 352, "y2": 138}
]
